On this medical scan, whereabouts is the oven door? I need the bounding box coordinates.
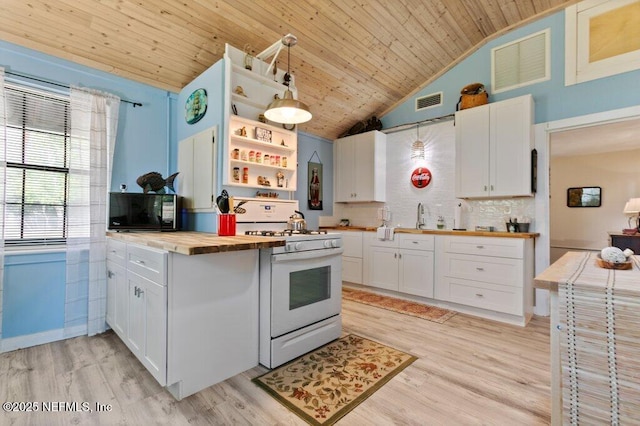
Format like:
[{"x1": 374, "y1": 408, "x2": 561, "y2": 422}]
[{"x1": 270, "y1": 247, "x2": 343, "y2": 337}]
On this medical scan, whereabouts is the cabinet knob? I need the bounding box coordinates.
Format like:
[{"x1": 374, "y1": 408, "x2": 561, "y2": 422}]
[
  {"x1": 394, "y1": 253, "x2": 397, "y2": 258},
  {"x1": 107, "y1": 270, "x2": 114, "y2": 278},
  {"x1": 490, "y1": 185, "x2": 494, "y2": 191},
  {"x1": 484, "y1": 185, "x2": 487, "y2": 191}
]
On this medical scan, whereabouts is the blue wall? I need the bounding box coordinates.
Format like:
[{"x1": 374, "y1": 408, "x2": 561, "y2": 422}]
[
  {"x1": 296, "y1": 132, "x2": 334, "y2": 229},
  {"x1": 2, "y1": 252, "x2": 66, "y2": 338},
  {"x1": 382, "y1": 11, "x2": 640, "y2": 129}
]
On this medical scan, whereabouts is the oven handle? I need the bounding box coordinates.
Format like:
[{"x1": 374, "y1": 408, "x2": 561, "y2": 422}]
[{"x1": 272, "y1": 247, "x2": 344, "y2": 262}]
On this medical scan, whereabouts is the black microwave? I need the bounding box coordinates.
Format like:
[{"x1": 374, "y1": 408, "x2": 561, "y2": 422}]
[{"x1": 108, "y1": 192, "x2": 180, "y2": 231}]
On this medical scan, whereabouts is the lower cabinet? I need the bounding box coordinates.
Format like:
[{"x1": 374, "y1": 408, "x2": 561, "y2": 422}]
[
  {"x1": 434, "y1": 235, "x2": 534, "y2": 325},
  {"x1": 106, "y1": 239, "x2": 168, "y2": 386},
  {"x1": 341, "y1": 231, "x2": 363, "y2": 284},
  {"x1": 106, "y1": 239, "x2": 128, "y2": 339},
  {"x1": 365, "y1": 233, "x2": 434, "y2": 298},
  {"x1": 126, "y1": 271, "x2": 167, "y2": 385},
  {"x1": 357, "y1": 231, "x2": 534, "y2": 326},
  {"x1": 106, "y1": 237, "x2": 260, "y2": 400}
]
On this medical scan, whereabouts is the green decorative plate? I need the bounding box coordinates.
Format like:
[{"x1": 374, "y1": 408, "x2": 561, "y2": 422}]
[{"x1": 185, "y1": 88, "x2": 207, "y2": 124}]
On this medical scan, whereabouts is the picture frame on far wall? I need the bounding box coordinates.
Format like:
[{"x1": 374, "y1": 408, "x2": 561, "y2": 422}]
[
  {"x1": 308, "y1": 161, "x2": 323, "y2": 210},
  {"x1": 567, "y1": 186, "x2": 602, "y2": 207}
]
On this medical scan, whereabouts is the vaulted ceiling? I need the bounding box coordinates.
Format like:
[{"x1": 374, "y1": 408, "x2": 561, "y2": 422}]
[{"x1": 0, "y1": 0, "x2": 577, "y2": 140}]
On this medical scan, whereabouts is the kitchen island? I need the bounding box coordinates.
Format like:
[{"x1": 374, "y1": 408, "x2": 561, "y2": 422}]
[
  {"x1": 535, "y1": 251, "x2": 640, "y2": 425},
  {"x1": 106, "y1": 231, "x2": 286, "y2": 400}
]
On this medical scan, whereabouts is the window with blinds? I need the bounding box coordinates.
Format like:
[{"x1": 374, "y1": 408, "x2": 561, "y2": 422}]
[
  {"x1": 491, "y1": 28, "x2": 550, "y2": 94},
  {"x1": 4, "y1": 84, "x2": 70, "y2": 246}
]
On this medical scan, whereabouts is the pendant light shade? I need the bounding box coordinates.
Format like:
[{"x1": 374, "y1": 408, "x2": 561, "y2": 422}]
[
  {"x1": 264, "y1": 89, "x2": 312, "y2": 124},
  {"x1": 411, "y1": 124, "x2": 425, "y2": 160},
  {"x1": 264, "y1": 35, "x2": 312, "y2": 125}
]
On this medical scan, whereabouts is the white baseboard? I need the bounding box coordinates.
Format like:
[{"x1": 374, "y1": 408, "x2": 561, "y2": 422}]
[{"x1": 0, "y1": 325, "x2": 87, "y2": 353}]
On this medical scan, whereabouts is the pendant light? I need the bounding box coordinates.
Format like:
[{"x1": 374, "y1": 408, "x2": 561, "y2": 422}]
[
  {"x1": 411, "y1": 123, "x2": 425, "y2": 160},
  {"x1": 264, "y1": 34, "x2": 312, "y2": 124}
]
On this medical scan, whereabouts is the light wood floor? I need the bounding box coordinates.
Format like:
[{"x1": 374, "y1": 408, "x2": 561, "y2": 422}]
[{"x1": 0, "y1": 299, "x2": 551, "y2": 425}]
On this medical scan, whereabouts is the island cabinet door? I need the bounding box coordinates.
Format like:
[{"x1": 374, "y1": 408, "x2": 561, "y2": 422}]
[
  {"x1": 127, "y1": 271, "x2": 167, "y2": 386},
  {"x1": 106, "y1": 260, "x2": 127, "y2": 338}
]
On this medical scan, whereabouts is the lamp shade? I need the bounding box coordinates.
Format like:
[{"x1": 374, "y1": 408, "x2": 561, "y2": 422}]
[
  {"x1": 623, "y1": 198, "x2": 640, "y2": 214},
  {"x1": 264, "y1": 89, "x2": 312, "y2": 124},
  {"x1": 411, "y1": 139, "x2": 425, "y2": 160}
]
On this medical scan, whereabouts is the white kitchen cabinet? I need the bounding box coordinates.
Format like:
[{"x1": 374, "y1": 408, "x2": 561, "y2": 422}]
[
  {"x1": 435, "y1": 235, "x2": 534, "y2": 325},
  {"x1": 108, "y1": 243, "x2": 168, "y2": 386},
  {"x1": 364, "y1": 233, "x2": 434, "y2": 298},
  {"x1": 334, "y1": 131, "x2": 386, "y2": 202},
  {"x1": 398, "y1": 235, "x2": 435, "y2": 298},
  {"x1": 126, "y1": 271, "x2": 167, "y2": 385},
  {"x1": 106, "y1": 237, "x2": 260, "y2": 400},
  {"x1": 341, "y1": 231, "x2": 363, "y2": 284},
  {"x1": 178, "y1": 126, "x2": 217, "y2": 211},
  {"x1": 106, "y1": 239, "x2": 127, "y2": 338},
  {"x1": 455, "y1": 94, "x2": 534, "y2": 198}
]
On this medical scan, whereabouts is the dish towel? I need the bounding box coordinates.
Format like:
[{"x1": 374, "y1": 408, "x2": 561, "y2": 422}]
[{"x1": 376, "y1": 226, "x2": 395, "y2": 241}]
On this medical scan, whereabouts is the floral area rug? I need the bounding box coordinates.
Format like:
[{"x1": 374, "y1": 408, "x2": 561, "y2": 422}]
[
  {"x1": 252, "y1": 334, "x2": 416, "y2": 425},
  {"x1": 343, "y1": 287, "x2": 456, "y2": 324}
]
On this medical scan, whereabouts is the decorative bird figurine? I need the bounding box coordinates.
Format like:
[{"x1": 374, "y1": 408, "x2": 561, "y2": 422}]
[{"x1": 136, "y1": 172, "x2": 179, "y2": 194}]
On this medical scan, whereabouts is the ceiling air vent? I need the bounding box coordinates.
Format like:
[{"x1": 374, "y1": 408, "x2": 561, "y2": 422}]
[
  {"x1": 415, "y1": 92, "x2": 443, "y2": 111},
  {"x1": 491, "y1": 28, "x2": 550, "y2": 93}
]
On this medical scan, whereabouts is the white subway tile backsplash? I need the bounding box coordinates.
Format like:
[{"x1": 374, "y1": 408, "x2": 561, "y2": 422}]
[{"x1": 332, "y1": 121, "x2": 535, "y2": 231}]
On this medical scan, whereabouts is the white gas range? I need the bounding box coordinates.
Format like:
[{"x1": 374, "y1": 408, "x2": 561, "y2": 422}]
[{"x1": 234, "y1": 198, "x2": 343, "y2": 369}]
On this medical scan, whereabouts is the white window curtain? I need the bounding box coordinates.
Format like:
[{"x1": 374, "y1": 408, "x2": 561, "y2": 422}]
[
  {"x1": 0, "y1": 68, "x2": 6, "y2": 342},
  {"x1": 67, "y1": 87, "x2": 119, "y2": 337}
]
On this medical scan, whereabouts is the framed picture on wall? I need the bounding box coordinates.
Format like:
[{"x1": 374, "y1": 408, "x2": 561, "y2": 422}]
[
  {"x1": 567, "y1": 186, "x2": 602, "y2": 207},
  {"x1": 308, "y1": 161, "x2": 323, "y2": 210}
]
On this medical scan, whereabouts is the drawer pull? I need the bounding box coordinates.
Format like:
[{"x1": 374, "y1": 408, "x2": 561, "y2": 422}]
[
  {"x1": 475, "y1": 293, "x2": 484, "y2": 298},
  {"x1": 476, "y1": 267, "x2": 484, "y2": 271},
  {"x1": 394, "y1": 253, "x2": 397, "y2": 258},
  {"x1": 476, "y1": 245, "x2": 484, "y2": 249},
  {"x1": 134, "y1": 259, "x2": 146, "y2": 265},
  {"x1": 412, "y1": 241, "x2": 419, "y2": 244}
]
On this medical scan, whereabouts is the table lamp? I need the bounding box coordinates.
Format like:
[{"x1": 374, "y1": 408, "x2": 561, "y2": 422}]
[{"x1": 623, "y1": 198, "x2": 640, "y2": 233}]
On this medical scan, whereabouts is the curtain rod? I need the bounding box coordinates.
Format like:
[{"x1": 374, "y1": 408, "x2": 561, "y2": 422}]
[
  {"x1": 382, "y1": 113, "x2": 455, "y2": 135},
  {"x1": 5, "y1": 71, "x2": 143, "y2": 107}
]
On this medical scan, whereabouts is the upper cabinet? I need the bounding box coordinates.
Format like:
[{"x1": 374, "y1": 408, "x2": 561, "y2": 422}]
[
  {"x1": 178, "y1": 126, "x2": 217, "y2": 211},
  {"x1": 455, "y1": 94, "x2": 534, "y2": 199},
  {"x1": 334, "y1": 130, "x2": 386, "y2": 202},
  {"x1": 222, "y1": 44, "x2": 298, "y2": 192}
]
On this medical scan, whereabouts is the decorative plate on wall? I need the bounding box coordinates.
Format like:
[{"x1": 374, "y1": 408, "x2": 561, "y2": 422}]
[{"x1": 185, "y1": 88, "x2": 207, "y2": 124}]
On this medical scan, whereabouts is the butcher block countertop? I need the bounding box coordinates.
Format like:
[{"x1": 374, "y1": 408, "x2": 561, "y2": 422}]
[
  {"x1": 107, "y1": 231, "x2": 285, "y2": 255},
  {"x1": 321, "y1": 226, "x2": 538, "y2": 239}
]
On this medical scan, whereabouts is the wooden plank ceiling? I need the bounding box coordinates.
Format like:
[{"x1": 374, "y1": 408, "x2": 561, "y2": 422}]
[{"x1": 0, "y1": 0, "x2": 577, "y2": 140}]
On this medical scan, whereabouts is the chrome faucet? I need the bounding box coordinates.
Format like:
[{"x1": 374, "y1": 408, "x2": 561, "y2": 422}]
[{"x1": 416, "y1": 202, "x2": 425, "y2": 229}]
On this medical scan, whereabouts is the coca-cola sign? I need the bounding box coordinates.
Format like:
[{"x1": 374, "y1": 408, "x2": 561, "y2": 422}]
[{"x1": 411, "y1": 167, "x2": 432, "y2": 188}]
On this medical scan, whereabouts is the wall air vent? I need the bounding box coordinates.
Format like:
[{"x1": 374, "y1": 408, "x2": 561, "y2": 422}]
[
  {"x1": 492, "y1": 28, "x2": 550, "y2": 93},
  {"x1": 415, "y1": 92, "x2": 443, "y2": 111}
]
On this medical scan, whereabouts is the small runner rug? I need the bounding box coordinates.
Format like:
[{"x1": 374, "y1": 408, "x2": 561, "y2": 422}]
[
  {"x1": 342, "y1": 287, "x2": 456, "y2": 324},
  {"x1": 252, "y1": 334, "x2": 416, "y2": 425}
]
